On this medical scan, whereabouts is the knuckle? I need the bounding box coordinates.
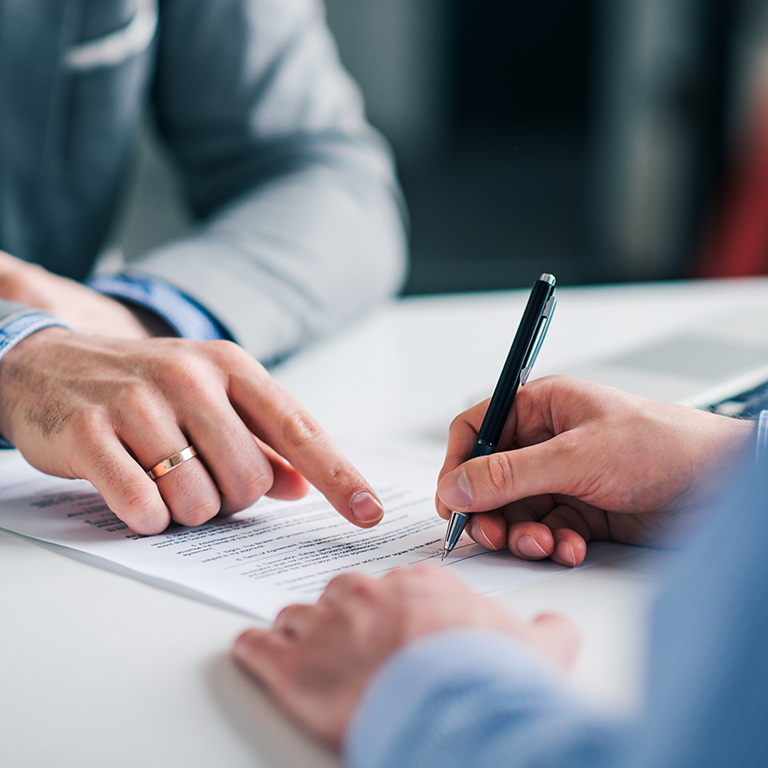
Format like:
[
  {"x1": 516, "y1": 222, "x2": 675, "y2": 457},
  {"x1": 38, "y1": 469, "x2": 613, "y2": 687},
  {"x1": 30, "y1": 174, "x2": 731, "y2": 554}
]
[
  {"x1": 333, "y1": 572, "x2": 364, "y2": 590},
  {"x1": 115, "y1": 482, "x2": 165, "y2": 531},
  {"x1": 280, "y1": 410, "x2": 324, "y2": 449},
  {"x1": 69, "y1": 408, "x2": 111, "y2": 444},
  {"x1": 274, "y1": 605, "x2": 294, "y2": 625},
  {"x1": 161, "y1": 357, "x2": 207, "y2": 397},
  {"x1": 115, "y1": 380, "x2": 153, "y2": 415},
  {"x1": 486, "y1": 452, "x2": 515, "y2": 495},
  {"x1": 328, "y1": 572, "x2": 373, "y2": 601},
  {"x1": 237, "y1": 463, "x2": 273, "y2": 505},
  {"x1": 207, "y1": 339, "x2": 248, "y2": 367},
  {"x1": 173, "y1": 497, "x2": 220, "y2": 527},
  {"x1": 348, "y1": 576, "x2": 376, "y2": 601}
]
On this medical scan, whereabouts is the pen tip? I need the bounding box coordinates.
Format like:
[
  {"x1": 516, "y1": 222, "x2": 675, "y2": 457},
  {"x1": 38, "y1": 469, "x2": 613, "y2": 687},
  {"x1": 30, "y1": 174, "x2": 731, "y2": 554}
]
[{"x1": 441, "y1": 551, "x2": 447, "y2": 562}]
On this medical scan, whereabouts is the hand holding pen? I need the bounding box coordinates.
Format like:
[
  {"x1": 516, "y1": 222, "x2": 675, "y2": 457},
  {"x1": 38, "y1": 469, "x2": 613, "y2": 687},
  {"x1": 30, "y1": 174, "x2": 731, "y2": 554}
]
[{"x1": 441, "y1": 273, "x2": 557, "y2": 558}]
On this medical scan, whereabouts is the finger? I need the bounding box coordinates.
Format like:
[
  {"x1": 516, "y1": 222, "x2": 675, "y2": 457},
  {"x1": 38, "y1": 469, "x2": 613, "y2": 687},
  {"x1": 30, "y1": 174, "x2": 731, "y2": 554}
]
[
  {"x1": 539, "y1": 505, "x2": 591, "y2": 567},
  {"x1": 273, "y1": 604, "x2": 317, "y2": 639},
  {"x1": 548, "y1": 529, "x2": 587, "y2": 568},
  {"x1": 466, "y1": 511, "x2": 507, "y2": 550},
  {"x1": 118, "y1": 398, "x2": 222, "y2": 527},
  {"x1": 70, "y1": 433, "x2": 171, "y2": 535},
  {"x1": 232, "y1": 627, "x2": 289, "y2": 689},
  {"x1": 436, "y1": 437, "x2": 576, "y2": 514},
  {"x1": 506, "y1": 503, "x2": 589, "y2": 566},
  {"x1": 318, "y1": 572, "x2": 372, "y2": 606},
  {"x1": 506, "y1": 521, "x2": 556, "y2": 561},
  {"x1": 496, "y1": 495, "x2": 556, "y2": 560},
  {"x1": 227, "y1": 357, "x2": 383, "y2": 527},
  {"x1": 180, "y1": 391, "x2": 276, "y2": 516},
  {"x1": 256, "y1": 439, "x2": 311, "y2": 501},
  {"x1": 528, "y1": 613, "x2": 581, "y2": 670},
  {"x1": 146, "y1": 446, "x2": 220, "y2": 527}
]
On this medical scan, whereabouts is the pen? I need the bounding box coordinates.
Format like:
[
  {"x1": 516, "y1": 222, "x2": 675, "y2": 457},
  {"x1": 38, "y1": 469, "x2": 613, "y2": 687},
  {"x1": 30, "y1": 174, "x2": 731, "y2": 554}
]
[{"x1": 441, "y1": 273, "x2": 557, "y2": 559}]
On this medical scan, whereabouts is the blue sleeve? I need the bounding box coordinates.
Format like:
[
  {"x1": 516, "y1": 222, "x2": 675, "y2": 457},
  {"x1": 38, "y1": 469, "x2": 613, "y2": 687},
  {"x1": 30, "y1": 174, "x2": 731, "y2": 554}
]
[
  {"x1": 346, "y1": 442, "x2": 768, "y2": 768},
  {"x1": 88, "y1": 274, "x2": 230, "y2": 341},
  {"x1": 345, "y1": 631, "x2": 625, "y2": 768},
  {"x1": 620, "y1": 451, "x2": 768, "y2": 768},
  {"x1": 755, "y1": 410, "x2": 768, "y2": 461}
]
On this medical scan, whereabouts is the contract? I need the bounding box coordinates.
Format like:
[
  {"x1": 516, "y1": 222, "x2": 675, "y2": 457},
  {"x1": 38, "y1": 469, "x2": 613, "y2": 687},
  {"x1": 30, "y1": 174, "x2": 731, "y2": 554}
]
[{"x1": 0, "y1": 447, "x2": 635, "y2": 620}]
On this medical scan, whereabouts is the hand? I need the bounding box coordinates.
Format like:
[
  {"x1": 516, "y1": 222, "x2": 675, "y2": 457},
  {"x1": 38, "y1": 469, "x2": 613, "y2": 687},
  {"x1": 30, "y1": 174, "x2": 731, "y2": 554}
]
[
  {"x1": 436, "y1": 376, "x2": 755, "y2": 566},
  {"x1": 232, "y1": 567, "x2": 578, "y2": 748},
  {"x1": 0, "y1": 250, "x2": 161, "y2": 339},
  {"x1": 0, "y1": 328, "x2": 385, "y2": 534}
]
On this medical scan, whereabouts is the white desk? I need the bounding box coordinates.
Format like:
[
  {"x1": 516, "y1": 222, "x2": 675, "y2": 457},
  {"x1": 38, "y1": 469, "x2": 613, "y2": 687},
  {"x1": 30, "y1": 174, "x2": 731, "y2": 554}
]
[{"x1": 3, "y1": 277, "x2": 768, "y2": 767}]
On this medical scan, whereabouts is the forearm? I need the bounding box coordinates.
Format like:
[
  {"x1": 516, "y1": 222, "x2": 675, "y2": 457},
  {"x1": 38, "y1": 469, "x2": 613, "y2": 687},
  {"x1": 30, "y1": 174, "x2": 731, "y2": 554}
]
[{"x1": 345, "y1": 630, "x2": 627, "y2": 768}]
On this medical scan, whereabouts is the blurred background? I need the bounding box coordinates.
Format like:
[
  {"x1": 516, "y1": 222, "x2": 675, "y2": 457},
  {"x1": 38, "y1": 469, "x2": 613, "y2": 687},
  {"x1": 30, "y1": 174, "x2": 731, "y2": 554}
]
[{"x1": 120, "y1": 0, "x2": 768, "y2": 295}]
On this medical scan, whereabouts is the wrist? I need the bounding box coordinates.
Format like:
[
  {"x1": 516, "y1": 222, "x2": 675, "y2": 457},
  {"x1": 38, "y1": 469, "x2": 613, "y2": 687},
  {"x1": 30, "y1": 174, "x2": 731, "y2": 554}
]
[
  {"x1": 704, "y1": 412, "x2": 757, "y2": 463},
  {"x1": 120, "y1": 302, "x2": 176, "y2": 338},
  {"x1": 0, "y1": 325, "x2": 75, "y2": 443}
]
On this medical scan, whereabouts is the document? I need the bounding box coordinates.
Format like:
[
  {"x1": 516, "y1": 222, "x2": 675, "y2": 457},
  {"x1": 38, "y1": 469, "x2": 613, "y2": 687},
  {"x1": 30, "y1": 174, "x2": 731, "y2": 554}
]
[{"x1": 0, "y1": 448, "x2": 635, "y2": 620}]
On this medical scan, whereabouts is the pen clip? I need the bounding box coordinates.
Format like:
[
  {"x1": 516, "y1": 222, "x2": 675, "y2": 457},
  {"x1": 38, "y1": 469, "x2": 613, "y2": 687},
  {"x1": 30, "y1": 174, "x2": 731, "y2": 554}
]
[{"x1": 520, "y1": 295, "x2": 556, "y2": 385}]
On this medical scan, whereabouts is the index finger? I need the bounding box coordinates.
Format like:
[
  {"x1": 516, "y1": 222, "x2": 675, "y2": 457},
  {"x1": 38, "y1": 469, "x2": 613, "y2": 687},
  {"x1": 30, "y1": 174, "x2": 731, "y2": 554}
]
[{"x1": 226, "y1": 352, "x2": 384, "y2": 528}]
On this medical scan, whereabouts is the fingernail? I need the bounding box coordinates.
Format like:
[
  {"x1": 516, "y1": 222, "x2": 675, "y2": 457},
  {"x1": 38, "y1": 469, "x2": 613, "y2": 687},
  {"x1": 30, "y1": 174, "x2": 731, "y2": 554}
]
[
  {"x1": 469, "y1": 521, "x2": 496, "y2": 550},
  {"x1": 438, "y1": 470, "x2": 473, "y2": 510},
  {"x1": 556, "y1": 539, "x2": 577, "y2": 567},
  {"x1": 518, "y1": 533, "x2": 547, "y2": 558},
  {"x1": 351, "y1": 490, "x2": 384, "y2": 524}
]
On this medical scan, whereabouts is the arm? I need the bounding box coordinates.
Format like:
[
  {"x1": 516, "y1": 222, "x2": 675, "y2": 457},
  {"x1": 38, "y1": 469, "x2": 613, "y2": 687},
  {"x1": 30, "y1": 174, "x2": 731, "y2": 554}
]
[
  {"x1": 0, "y1": 0, "x2": 403, "y2": 530},
  {"x1": 123, "y1": 0, "x2": 407, "y2": 362}
]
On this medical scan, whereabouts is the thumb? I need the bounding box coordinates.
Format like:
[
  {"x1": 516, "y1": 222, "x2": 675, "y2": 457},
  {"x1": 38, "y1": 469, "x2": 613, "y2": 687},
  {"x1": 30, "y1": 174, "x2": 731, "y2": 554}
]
[{"x1": 436, "y1": 438, "x2": 574, "y2": 512}]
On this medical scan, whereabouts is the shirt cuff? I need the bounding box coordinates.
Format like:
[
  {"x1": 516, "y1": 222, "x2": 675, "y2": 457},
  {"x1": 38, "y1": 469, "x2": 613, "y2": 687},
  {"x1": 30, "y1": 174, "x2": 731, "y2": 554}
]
[
  {"x1": 0, "y1": 312, "x2": 75, "y2": 449},
  {"x1": 88, "y1": 274, "x2": 230, "y2": 341},
  {"x1": 756, "y1": 411, "x2": 768, "y2": 463}
]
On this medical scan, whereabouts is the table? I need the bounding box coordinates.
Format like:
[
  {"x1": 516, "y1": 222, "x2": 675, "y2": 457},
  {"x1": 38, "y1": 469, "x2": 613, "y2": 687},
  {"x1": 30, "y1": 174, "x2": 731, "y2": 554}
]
[{"x1": 3, "y1": 277, "x2": 767, "y2": 767}]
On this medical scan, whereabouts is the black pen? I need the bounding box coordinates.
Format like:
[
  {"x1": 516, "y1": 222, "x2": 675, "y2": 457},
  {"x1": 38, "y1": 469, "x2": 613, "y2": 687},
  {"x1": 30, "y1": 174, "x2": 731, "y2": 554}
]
[{"x1": 442, "y1": 273, "x2": 557, "y2": 559}]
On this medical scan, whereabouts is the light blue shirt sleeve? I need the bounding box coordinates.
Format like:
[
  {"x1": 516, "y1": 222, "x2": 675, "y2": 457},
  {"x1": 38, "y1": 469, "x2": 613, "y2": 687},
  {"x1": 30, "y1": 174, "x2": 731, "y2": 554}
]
[
  {"x1": 755, "y1": 410, "x2": 768, "y2": 461},
  {"x1": 345, "y1": 631, "x2": 625, "y2": 768},
  {"x1": 88, "y1": 274, "x2": 229, "y2": 341},
  {"x1": 346, "y1": 437, "x2": 768, "y2": 768}
]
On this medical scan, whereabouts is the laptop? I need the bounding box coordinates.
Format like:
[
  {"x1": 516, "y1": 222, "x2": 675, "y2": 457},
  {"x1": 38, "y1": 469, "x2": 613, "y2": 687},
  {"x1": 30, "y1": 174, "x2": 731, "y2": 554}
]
[{"x1": 563, "y1": 304, "x2": 768, "y2": 416}]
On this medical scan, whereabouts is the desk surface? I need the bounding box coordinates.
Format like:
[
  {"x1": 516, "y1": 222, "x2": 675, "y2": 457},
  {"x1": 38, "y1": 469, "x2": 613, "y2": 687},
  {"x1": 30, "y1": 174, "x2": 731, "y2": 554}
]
[{"x1": 3, "y1": 277, "x2": 767, "y2": 768}]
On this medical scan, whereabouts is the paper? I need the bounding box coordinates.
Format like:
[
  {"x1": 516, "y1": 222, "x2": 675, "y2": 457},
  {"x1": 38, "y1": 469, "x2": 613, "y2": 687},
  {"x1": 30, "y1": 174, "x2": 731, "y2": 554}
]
[{"x1": 0, "y1": 447, "x2": 635, "y2": 620}]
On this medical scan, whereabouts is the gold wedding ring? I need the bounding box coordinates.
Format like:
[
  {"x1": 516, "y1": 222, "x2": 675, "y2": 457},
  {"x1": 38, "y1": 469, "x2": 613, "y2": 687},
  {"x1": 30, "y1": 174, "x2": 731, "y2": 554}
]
[{"x1": 147, "y1": 445, "x2": 198, "y2": 480}]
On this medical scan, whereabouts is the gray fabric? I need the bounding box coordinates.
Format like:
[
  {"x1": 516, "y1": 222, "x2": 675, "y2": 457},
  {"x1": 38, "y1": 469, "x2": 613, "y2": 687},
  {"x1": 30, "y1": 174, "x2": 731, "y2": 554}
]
[{"x1": 0, "y1": 0, "x2": 407, "y2": 362}]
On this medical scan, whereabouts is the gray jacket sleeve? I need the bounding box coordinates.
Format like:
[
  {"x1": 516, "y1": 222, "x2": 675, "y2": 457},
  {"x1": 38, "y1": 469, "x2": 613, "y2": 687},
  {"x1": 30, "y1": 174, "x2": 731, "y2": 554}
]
[{"x1": 122, "y1": 0, "x2": 408, "y2": 362}]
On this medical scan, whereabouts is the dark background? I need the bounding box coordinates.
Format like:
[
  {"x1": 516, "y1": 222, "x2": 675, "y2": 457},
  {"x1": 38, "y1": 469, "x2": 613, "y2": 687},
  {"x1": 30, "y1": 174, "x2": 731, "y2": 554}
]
[
  {"x1": 120, "y1": 0, "x2": 768, "y2": 296},
  {"x1": 323, "y1": 0, "x2": 767, "y2": 293}
]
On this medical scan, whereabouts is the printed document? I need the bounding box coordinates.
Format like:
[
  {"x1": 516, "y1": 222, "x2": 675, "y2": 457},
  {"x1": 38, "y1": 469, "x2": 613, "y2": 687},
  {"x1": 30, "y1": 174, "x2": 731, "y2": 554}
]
[{"x1": 0, "y1": 447, "x2": 635, "y2": 620}]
